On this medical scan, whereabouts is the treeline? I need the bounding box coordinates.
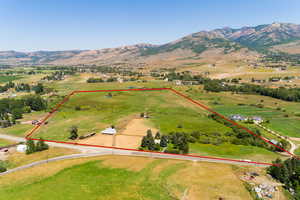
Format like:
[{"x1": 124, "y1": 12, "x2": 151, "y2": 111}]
[
  {"x1": 42, "y1": 71, "x2": 75, "y2": 81},
  {"x1": 263, "y1": 52, "x2": 300, "y2": 64},
  {"x1": 203, "y1": 79, "x2": 300, "y2": 102},
  {"x1": 209, "y1": 114, "x2": 288, "y2": 151},
  {"x1": 0, "y1": 81, "x2": 46, "y2": 94},
  {"x1": 0, "y1": 95, "x2": 47, "y2": 127},
  {"x1": 35, "y1": 65, "x2": 142, "y2": 77},
  {"x1": 268, "y1": 158, "x2": 300, "y2": 199},
  {"x1": 164, "y1": 72, "x2": 203, "y2": 82},
  {"x1": 87, "y1": 77, "x2": 118, "y2": 83},
  {"x1": 87, "y1": 77, "x2": 139, "y2": 83}
]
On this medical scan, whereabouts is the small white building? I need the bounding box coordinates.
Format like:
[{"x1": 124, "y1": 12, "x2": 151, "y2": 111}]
[
  {"x1": 101, "y1": 127, "x2": 117, "y2": 135},
  {"x1": 16, "y1": 144, "x2": 27, "y2": 153}
]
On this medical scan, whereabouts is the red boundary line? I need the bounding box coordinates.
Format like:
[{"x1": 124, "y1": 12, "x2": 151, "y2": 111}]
[{"x1": 25, "y1": 87, "x2": 293, "y2": 167}]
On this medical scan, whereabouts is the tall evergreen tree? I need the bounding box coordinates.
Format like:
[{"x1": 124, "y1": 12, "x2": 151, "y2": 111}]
[{"x1": 26, "y1": 140, "x2": 35, "y2": 154}]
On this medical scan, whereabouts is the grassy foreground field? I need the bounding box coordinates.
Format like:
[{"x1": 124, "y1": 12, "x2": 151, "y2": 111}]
[{"x1": 0, "y1": 155, "x2": 254, "y2": 200}]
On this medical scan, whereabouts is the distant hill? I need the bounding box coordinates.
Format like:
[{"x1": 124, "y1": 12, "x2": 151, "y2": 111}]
[{"x1": 1, "y1": 22, "x2": 300, "y2": 67}]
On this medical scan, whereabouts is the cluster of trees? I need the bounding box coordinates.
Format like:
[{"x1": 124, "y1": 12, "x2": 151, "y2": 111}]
[
  {"x1": 87, "y1": 77, "x2": 119, "y2": 83},
  {"x1": 87, "y1": 78, "x2": 104, "y2": 83},
  {"x1": 140, "y1": 130, "x2": 189, "y2": 154},
  {"x1": 166, "y1": 132, "x2": 189, "y2": 154},
  {"x1": 163, "y1": 72, "x2": 203, "y2": 82},
  {"x1": 15, "y1": 83, "x2": 31, "y2": 92},
  {"x1": 42, "y1": 71, "x2": 74, "y2": 81},
  {"x1": 268, "y1": 158, "x2": 300, "y2": 198},
  {"x1": 0, "y1": 95, "x2": 47, "y2": 127},
  {"x1": 0, "y1": 81, "x2": 45, "y2": 95},
  {"x1": 0, "y1": 81, "x2": 15, "y2": 93},
  {"x1": 25, "y1": 139, "x2": 49, "y2": 154},
  {"x1": 141, "y1": 130, "x2": 163, "y2": 151},
  {"x1": 203, "y1": 79, "x2": 300, "y2": 102}
]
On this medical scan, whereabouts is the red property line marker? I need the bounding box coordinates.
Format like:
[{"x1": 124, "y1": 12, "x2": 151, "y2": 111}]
[{"x1": 25, "y1": 87, "x2": 292, "y2": 166}]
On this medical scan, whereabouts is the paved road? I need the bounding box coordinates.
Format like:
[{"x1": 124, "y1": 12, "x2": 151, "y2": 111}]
[{"x1": 0, "y1": 133, "x2": 271, "y2": 176}]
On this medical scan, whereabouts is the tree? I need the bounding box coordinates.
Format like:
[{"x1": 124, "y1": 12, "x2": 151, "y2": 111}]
[
  {"x1": 141, "y1": 136, "x2": 147, "y2": 148},
  {"x1": 33, "y1": 83, "x2": 44, "y2": 94},
  {"x1": 181, "y1": 143, "x2": 189, "y2": 154},
  {"x1": 36, "y1": 139, "x2": 49, "y2": 151},
  {"x1": 160, "y1": 135, "x2": 168, "y2": 147},
  {"x1": 26, "y1": 140, "x2": 36, "y2": 154},
  {"x1": 140, "y1": 112, "x2": 144, "y2": 118},
  {"x1": 12, "y1": 108, "x2": 23, "y2": 120},
  {"x1": 69, "y1": 126, "x2": 78, "y2": 140},
  {"x1": 146, "y1": 129, "x2": 152, "y2": 138},
  {"x1": 148, "y1": 136, "x2": 155, "y2": 150},
  {"x1": 155, "y1": 132, "x2": 161, "y2": 139},
  {"x1": 0, "y1": 162, "x2": 6, "y2": 173}
]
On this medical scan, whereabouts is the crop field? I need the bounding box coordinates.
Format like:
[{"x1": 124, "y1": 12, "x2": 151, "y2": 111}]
[
  {"x1": 0, "y1": 75, "x2": 23, "y2": 83},
  {"x1": 0, "y1": 155, "x2": 254, "y2": 200}
]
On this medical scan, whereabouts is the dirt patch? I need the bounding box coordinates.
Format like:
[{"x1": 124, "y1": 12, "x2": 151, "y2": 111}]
[
  {"x1": 120, "y1": 118, "x2": 158, "y2": 136},
  {"x1": 79, "y1": 134, "x2": 114, "y2": 146}
]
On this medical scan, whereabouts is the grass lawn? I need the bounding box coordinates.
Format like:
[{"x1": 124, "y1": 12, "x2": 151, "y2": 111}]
[
  {"x1": 190, "y1": 143, "x2": 281, "y2": 163},
  {"x1": 0, "y1": 155, "x2": 253, "y2": 200}
]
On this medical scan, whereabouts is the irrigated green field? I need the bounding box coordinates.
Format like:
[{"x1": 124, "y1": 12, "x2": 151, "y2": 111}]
[{"x1": 0, "y1": 75, "x2": 23, "y2": 83}]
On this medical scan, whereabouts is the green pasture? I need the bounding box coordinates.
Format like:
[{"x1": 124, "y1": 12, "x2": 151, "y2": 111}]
[
  {"x1": 0, "y1": 160, "x2": 184, "y2": 200},
  {"x1": 33, "y1": 89, "x2": 230, "y2": 140}
]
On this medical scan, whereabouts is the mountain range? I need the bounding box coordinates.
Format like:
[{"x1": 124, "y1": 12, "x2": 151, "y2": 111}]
[{"x1": 1, "y1": 22, "x2": 300, "y2": 67}]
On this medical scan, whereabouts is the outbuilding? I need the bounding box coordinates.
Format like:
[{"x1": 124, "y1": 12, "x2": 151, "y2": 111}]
[{"x1": 101, "y1": 127, "x2": 117, "y2": 135}]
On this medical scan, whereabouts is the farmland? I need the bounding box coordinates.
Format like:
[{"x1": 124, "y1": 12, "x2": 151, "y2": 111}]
[
  {"x1": 0, "y1": 73, "x2": 290, "y2": 162},
  {"x1": 0, "y1": 155, "x2": 258, "y2": 200},
  {"x1": 0, "y1": 75, "x2": 23, "y2": 83}
]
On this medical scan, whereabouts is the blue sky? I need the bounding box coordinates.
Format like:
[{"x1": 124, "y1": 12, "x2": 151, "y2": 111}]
[{"x1": 1, "y1": 0, "x2": 300, "y2": 51}]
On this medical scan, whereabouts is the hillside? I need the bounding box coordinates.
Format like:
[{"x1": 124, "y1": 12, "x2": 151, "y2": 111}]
[{"x1": 1, "y1": 22, "x2": 300, "y2": 67}]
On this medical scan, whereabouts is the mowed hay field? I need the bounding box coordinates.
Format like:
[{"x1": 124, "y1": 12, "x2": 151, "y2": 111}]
[{"x1": 0, "y1": 155, "x2": 254, "y2": 200}]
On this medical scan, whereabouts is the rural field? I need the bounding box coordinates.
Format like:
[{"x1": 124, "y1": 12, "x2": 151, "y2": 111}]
[
  {"x1": 0, "y1": 155, "x2": 286, "y2": 200},
  {"x1": 0, "y1": 75, "x2": 288, "y2": 163},
  {"x1": 178, "y1": 86, "x2": 300, "y2": 138}
]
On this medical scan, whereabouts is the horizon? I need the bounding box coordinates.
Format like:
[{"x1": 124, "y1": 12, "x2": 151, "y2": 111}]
[{"x1": 1, "y1": 0, "x2": 300, "y2": 52}]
